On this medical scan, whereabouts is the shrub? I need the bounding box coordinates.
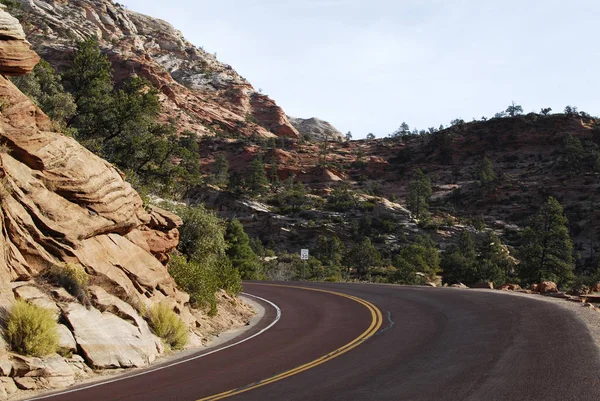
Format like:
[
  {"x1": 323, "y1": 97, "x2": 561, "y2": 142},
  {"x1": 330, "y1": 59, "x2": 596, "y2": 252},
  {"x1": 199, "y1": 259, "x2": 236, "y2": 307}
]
[
  {"x1": 43, "y1": 263, "x2": 90, "y2": 305},
  {"x1": 3, "y1": 300, "x2": 58, "y2": 357},
  {"x1": 147, "y1": 303, "x2": 188, "y2": 350},
  {"x1": 169, "y1": 254, "x2": 219, "y2": 313}
]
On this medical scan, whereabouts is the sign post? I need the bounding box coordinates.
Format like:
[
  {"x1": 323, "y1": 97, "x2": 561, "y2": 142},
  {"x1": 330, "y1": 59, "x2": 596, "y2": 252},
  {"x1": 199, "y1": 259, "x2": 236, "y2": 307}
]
[{"x1": 300, "y1": 249, "x2": 309, "y2": 280}]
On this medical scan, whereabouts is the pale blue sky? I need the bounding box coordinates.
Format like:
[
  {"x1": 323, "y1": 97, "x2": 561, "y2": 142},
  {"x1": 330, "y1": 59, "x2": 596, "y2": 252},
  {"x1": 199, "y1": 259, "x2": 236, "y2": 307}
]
[{"x1": 120, "y1": 0, "x2": 599, "y2": 138}]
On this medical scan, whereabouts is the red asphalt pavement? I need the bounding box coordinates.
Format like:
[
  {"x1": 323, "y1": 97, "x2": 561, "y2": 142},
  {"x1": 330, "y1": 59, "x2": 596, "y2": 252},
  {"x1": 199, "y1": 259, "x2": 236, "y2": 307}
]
[{"x1": 30, "y1": 282, "x2": 600, "y2": 401}]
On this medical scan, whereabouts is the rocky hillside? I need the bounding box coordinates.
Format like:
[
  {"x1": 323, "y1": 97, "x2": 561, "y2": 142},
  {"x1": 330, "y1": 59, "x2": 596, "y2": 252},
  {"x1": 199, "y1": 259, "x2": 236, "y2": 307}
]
[
  {"x1": 191, "y1": 112, "x2": 599, "y2": 271},
  {"x1": 8, "y1": 0, "x2": 598, "y2": 278},
  {"x1": 0, "y1": 6, "x2": 251, "y2": 397},
  {"x1": 16, "y1": 0, "x2": 300, "y2": 139}
]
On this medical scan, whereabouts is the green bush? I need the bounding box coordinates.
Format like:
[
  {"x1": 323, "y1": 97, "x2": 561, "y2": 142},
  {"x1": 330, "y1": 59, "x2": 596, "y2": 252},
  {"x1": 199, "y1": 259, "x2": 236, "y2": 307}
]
[
  {"x1": 3, "y1": 300, "x2": 58, "y2": 357},
  {"x1": 170, "y1": 254, "x2": 218, "y2": 310},
  {"x1": 147, "y1": 303, "x2": 188, "y2": 350},
  {"x1": 43, "y1": 263, "x2": 89, "y2": 305}
]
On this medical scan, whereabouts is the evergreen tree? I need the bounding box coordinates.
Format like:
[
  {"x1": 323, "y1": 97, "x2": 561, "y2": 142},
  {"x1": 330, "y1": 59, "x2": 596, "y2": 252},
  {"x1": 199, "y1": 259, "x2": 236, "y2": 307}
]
[
  {"x1": 246, "y1": 157, "x2": 269, "y2": 196},
  {"x1": 594, "y1": 153, "x2": 600, "y2": 173},
  {"x1": 406, "y1": 169, "x2": 432, "y2": 220},
  {"x1": 63, "y1": 38, "x2": 115, "y2": 145},
  {"x1": 505, "y1": 101, "x2": 524, "y2": 117},
  {"x1": 211, "y1": 154, "x2": 229, "y2": 187},
  {"x1": 392, "y1": 236, "x2": 440, "y2": 283},
  {"x1": 441, "y1": 230, "x2": 477, "y2": 284},
  {"x1": 477, "y1": 156, "x2": 497, "y2": 186},
  {"x1": 61, "y1": 39, "x2": 202, "y2": 195},
  {"x1": 562, "y1": 133, "x2": 585, "y2": 170},
  {"x1": 343, "y1": 238, "x2": 381, "y2": 276},
  {"x1": 315, "y1": 235, "x2": 345, "y2": 267},
  {"x1": 519, "y1": 197, "x2": 575, "y2": 285},
  {"x1": 225, "y1": 219, "x2": 261, "y2": 279},
  {"x1": 11, "y1": 59, "x2": 77, "y2": 132}
]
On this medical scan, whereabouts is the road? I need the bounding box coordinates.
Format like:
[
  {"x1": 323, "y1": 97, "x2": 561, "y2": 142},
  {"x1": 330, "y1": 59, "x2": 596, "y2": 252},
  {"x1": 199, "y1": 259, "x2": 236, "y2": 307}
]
[{"x1": 32, "y1": 282, "x2": 600, "y2": 401}]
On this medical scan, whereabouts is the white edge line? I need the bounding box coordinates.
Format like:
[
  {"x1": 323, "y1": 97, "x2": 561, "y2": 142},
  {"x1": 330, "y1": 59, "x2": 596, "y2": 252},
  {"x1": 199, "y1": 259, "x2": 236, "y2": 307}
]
[{"x1": 27, "y1": 292, "x2": 282, "y2": 401}]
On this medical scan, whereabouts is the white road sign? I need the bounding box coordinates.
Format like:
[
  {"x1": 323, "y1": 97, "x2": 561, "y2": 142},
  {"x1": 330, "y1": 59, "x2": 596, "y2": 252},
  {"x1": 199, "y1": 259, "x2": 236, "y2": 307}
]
[{"x1": 300, "y1": 249, "x2": 309, "y2": 260}]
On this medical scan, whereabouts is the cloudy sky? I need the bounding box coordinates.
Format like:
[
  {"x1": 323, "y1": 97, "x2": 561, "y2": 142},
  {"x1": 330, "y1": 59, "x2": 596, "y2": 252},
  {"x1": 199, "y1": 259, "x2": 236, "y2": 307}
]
[{"x1": 120, "y1": 0, "x2": 599, "y2": 138}]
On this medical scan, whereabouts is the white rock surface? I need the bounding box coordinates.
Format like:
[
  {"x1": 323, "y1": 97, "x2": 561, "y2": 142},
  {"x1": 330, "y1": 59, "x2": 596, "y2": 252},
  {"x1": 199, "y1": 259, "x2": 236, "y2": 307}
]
[
  {"x1": 57, "y1": 324, "x2": 77, "y2": 355},
  {"x1": 12, "y1": 285, "x2": 60, "y2": 319},
  {"x1": 62, "y1": 303, "x2": 163, "y2": 369},
  {"x1": 288, "y1": 116, "x2": 344, "y2": 142},
  {"x1": 0, "y1": 377, "x2": 18, "y2": 398},
  {"x1": 11, "y1": 354, "x2": 75, "y2": 390}
]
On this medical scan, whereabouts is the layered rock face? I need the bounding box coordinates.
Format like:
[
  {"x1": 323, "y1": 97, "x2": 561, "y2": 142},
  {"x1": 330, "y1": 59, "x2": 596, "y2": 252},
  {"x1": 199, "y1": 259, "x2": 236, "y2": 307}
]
[
  {"x1": 17, "y1": 0, "x2": 300, "y2": 139},
  {"x1": 0, "y1": 6, "x2": 38, "y2": 75},
  {"x1": 0, "y1": 6, "x2": 253, "y2": 395}
]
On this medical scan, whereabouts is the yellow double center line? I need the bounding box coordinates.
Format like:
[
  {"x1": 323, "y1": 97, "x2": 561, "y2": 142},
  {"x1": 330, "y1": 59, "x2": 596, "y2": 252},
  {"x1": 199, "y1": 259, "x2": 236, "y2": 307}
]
[{"x1": 198, "y1": 284, "x2": 383, "y2": 401}]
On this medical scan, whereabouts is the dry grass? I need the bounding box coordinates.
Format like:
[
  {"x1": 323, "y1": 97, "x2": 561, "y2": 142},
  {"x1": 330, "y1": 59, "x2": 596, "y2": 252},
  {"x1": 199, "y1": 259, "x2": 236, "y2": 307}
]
[
  {"x1": 147, "y1": 303, "x2": 188, "y2": 350},
  {"x1": 3, "y1": 300, "x2": 58, "y2": 357},
  {"x1": 43, "y1": 263, "x2": 90, "y2": 306}
]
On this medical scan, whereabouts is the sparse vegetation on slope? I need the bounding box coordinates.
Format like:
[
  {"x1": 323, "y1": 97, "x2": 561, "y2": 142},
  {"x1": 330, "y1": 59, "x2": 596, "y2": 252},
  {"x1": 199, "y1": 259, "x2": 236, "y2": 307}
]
[
  {"x1": 148, "y1": 303, "x2": 188, "y2": 350},
  {"x1": 3, "y1": 300, "x2": 59, "y2": 357}
]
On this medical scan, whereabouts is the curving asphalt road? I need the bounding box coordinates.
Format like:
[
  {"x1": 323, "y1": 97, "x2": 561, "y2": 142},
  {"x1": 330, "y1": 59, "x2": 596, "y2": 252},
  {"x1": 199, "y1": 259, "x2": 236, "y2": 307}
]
[{"x1": 31, "y1": 282, "x2": 600, "y2": 401}]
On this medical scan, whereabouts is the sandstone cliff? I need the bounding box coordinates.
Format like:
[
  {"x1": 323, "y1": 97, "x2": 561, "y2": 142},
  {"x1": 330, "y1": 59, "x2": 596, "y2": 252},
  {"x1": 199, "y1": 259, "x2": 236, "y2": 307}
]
[
  {"x1": 16, "y1": 0, "x2": 300, "y2": 139},
  {"x1": 0, "y1": 6, "x2": 252, "y2": 396}
]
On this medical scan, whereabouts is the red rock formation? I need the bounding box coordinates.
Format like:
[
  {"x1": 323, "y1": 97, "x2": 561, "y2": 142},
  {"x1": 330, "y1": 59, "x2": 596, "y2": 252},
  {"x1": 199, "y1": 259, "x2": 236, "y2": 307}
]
[
  {"x1": 0, "y1": 4, "x2": 194, "y2": 337},
  {"x1": 19, "y1": 0, "x2": 299, "y2": 139},
  {"x1": 0, "y1": 6, "x2": 39, "y2": 75}
]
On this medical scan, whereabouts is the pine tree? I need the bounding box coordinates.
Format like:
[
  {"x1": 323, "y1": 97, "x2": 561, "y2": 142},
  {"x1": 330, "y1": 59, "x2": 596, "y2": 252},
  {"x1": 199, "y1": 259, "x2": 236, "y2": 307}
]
[
  {"x1": 406, "y1": 169, "x2": 432, "y2": 220},
  {"x1": 563, "y1": 133, "x2": 585, "y2": 170},
  {"x1": 441, "y1": 230, "x2": 477, "y2": 285},
  {"x1": 211, "y1": 154, "x2": 229, "y2": 187},
  {"x1": 477, "y1": 156, "x2": 497, "y2": 186},
  {"x1": 393, "y1": 235, "x2": 440, "y2": 283},
  {"x1": 246, "y1": 157, "x2": 269, "y2": 196},
  {"x1": 63, "y1": 38, "x2": 115, "y2": 145},
  {"x1": 11, "y1": 59, "x2": 77, "y2": 132},
  {"x1": 519, "y1": 197, "x2": 575, "y2": 285},
  {"x1": 225, "y1": 219, "x2": 261, "y2": 279},
  {"x1": 315, "y1": 235, "x2": 345, "y2": 267},
  {"x1": 343, "y1": 238, "x2": 381, "y2": 276}
]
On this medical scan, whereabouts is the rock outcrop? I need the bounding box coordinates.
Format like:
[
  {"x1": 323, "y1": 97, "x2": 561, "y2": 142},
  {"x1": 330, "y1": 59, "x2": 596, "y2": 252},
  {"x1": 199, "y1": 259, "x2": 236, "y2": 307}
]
[
  {"x1": 288, "y1": 116, "x2": 344, "y2": 142},
  {"x1": 62, "y1": 302, "x2": 163, "y2": 369},
  {"x1": 0, "y1": 5, "x2": 39, "y2": 75},
  {"x1": 16, "y1": 0, "x2": 300, "y2": 139},
  {"x1": 0, "y1": 6, "x2": 252, "y2": 397}
]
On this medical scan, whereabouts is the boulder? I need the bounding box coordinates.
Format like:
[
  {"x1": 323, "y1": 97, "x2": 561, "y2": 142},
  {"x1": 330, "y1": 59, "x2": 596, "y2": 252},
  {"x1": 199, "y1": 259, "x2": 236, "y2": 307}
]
[
  {"x1": 0, "y1": 358, "x2": 11, "y2": 376},
  {"x1": 499, "y1": 283, "x2": 522, "y2": 291},
  {"x1": 0, "y1": 337, "x2": 7, "y2": 358},
  {"x1": 12, "y1": 284, "x2": 60, "y2": 319},
  {"x1": 57, "y1": 324, "x2": 77, "y2": 355},
  {"x1": 529, "y1": 283, "x2": 540, "y2": 293},
  {"x1": 62, "y1": 303, "x2": 163, "y2": 369},
  {"x1": 539, "y1": 281, "x2": 558, "y2": 294},
  {"x1": 450, "y1": 283, "x2": 468, "y2": 289},
  {"x1": 0, "y1": 377, "x2": 17, "y2": 398},
  {"x1": 590, "y1": 282, "x2": 600, "y2": 293},
  {"x1": 88, "y1": 285, "x2": 157, "y2": 339},
  {"x1": 65, "y1": 354, "x2": 91, "y2": 378},
  {"x1": 11, "y1": 354, "x2": 75, "y2": 390}
]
